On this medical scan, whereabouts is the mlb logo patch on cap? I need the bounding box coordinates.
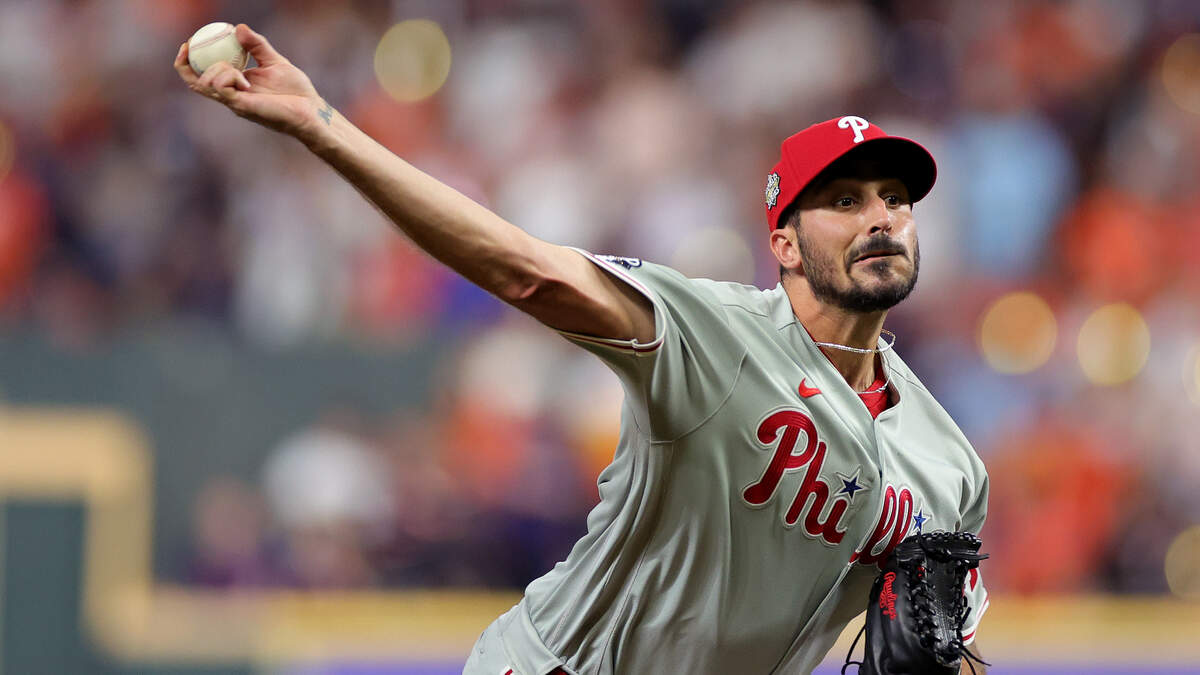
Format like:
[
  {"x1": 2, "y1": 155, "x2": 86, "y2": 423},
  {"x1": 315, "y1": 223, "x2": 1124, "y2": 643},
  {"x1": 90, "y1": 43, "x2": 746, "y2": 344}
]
[{"x1": 765, "y1": 172, "x2": 781, "y2": 209}]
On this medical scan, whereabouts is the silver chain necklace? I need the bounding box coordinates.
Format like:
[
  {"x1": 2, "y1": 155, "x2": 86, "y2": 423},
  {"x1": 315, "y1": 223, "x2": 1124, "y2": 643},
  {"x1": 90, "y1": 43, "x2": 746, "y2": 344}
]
[{"x1": 812, "y1": 329, "x2": 895, "y2": 394}]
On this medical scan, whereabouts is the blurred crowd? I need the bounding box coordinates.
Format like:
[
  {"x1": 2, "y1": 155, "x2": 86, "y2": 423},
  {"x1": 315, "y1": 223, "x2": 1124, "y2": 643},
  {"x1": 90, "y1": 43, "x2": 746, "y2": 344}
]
[{"x1": 2, "y1": 0, "x2": 1200, "y2": 594}]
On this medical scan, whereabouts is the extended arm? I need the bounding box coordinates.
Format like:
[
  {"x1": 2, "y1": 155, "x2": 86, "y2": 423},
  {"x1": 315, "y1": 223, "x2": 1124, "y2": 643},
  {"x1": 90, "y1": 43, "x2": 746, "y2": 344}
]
[{"x1": 174, "y1": 24, "x2": 653, "y2": 343}]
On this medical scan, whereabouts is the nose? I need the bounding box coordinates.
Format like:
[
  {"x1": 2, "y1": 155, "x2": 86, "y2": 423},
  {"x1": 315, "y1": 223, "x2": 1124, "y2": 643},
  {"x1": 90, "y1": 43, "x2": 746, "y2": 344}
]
[{"x1": 865, "y1": 195, "x2": 894, "y2": 235}]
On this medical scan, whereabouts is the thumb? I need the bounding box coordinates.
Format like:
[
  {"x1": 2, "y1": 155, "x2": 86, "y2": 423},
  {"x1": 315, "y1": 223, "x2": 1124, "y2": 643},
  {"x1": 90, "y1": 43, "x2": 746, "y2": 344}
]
[{"x1": 235, "y1": 24, "x2": 287, "y2": 66}]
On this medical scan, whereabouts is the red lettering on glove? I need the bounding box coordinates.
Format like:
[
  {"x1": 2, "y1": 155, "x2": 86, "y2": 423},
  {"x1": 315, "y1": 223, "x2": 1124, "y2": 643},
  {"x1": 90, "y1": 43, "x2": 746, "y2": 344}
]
[{"x1": 879, "y1": 572, "x2": 898, "y2": 620}]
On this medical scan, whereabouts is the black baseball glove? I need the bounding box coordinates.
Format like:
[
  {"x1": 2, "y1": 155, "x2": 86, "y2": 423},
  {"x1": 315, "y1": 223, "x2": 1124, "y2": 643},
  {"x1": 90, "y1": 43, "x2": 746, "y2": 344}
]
[{"x1": 843, "y1": 531, "x2": 989, "y2": 675}]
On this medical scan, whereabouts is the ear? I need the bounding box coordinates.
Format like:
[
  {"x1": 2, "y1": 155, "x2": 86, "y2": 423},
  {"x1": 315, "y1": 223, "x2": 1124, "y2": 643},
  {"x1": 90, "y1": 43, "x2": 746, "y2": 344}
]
[{"x1": 770, "y1": 226, "x2": 803, "y2": 276}]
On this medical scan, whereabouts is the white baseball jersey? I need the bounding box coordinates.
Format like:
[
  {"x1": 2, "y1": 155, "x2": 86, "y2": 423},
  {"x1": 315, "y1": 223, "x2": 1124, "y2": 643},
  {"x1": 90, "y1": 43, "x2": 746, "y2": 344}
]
[{"x1": 464, "y1": 251, "x2": 990, "y2": 675}]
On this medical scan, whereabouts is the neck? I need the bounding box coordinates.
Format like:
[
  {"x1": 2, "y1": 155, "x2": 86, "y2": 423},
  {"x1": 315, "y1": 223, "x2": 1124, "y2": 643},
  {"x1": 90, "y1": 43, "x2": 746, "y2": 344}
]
[{"x1": 784, "y1": 276, "x2": 887, "y2": 392}]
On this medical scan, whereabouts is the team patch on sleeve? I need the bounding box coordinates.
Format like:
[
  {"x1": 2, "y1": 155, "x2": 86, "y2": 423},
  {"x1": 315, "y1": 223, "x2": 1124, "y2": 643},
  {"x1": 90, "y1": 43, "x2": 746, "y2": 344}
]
[{"x1": 594, "y1": 254, "x2": 643, "y2": 269}]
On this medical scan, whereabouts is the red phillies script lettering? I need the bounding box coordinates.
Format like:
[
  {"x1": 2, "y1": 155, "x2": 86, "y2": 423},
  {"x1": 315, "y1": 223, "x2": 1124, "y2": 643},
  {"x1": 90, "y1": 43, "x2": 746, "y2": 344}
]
[
  {"x1": 879, "y1": 572, "x2": 898, "y2": 620},
  {"x1": 743, "y1": 410, "x2": 849, "y2": 544},
  {"x1": 852, "y1": 485, "x2": 914, "y2": 567}
]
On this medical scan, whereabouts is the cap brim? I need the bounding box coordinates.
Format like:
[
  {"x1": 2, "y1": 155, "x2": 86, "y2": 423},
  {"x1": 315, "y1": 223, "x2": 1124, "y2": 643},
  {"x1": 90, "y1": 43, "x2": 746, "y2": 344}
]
[{"x1": 832, "y1": 136, "x2": 937, "y2": 203}]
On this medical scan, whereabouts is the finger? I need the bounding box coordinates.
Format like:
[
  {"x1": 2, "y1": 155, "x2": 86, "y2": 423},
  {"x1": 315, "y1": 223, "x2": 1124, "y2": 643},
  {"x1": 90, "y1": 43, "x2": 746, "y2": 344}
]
[
  {"x1": 211, "y1": 68, "x2": 251, "y2": 101},
  {"x1": 191, "y1": 61, "x2": 233, "y2": 102},
  {"x1": 196, "y1": 60, "x2": 234, "y2": 90},
  {"x1": 174, "y1": 42, "x2": 200, "y2": 85},
  {"x1": 211, "y1": 67, "x2": 240, "y2": 94},
  {"x1": 235, "y1": 24, "x2": 287, "y2": 67}
]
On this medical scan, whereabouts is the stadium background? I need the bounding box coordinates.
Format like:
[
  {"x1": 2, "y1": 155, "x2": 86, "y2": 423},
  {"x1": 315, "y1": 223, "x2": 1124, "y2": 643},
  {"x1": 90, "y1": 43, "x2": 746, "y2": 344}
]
[{"x1": 1, "y1": 0, "x2": 1200, "y2": 672}]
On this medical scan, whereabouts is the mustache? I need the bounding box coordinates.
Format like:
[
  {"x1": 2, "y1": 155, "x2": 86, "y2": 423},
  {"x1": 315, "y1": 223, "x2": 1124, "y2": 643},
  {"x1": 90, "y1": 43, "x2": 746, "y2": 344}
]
[{"x1": 848, "y1": 235, "x2": 908, "y2": 264}]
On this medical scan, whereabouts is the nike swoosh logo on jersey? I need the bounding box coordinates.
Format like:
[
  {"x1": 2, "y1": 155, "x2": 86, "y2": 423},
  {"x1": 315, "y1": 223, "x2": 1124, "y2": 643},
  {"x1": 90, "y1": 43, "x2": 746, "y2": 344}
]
[{"x1": 798, "y1": 378, "x2": 821, "y2": 398}]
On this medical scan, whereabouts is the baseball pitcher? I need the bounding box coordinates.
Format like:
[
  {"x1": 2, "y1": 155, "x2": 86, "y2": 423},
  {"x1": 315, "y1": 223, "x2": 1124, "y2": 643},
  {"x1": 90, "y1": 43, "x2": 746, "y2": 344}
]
[{"x1": 176, "y1": 24, "x2": 990, "y2": 675}]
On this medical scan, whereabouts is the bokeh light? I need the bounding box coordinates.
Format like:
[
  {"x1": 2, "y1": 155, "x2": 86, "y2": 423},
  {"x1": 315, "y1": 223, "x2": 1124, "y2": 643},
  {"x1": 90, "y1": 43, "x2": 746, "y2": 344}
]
[
  {"x1": 1165, "y1": 525, "x2": 1200, "y2": 599},
  {"x1": 1185, "y1": 344, "x2": 1200, "y2": 407},
  {"x1": 977, "y1": 292, "x2": 1057, "y2": 374},
  {"x1": 373, "y1": 20, "x2": 452, "y2": 103},
  {"x1": 1076, "y1": 303, "x2": 1151, "y2": 385},
  {"x1": 1162, "y1": 33, "x2": 1200, "y2": 115},
  {"x1": 0, "y1": 120, "x2": 14, "y2": 183}
]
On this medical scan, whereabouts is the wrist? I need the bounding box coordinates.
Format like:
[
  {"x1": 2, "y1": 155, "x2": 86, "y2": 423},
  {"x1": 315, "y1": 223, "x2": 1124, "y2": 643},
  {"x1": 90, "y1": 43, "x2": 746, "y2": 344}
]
[{"x1": 294, "y1": 98, "x2": 340, "y2": 155}]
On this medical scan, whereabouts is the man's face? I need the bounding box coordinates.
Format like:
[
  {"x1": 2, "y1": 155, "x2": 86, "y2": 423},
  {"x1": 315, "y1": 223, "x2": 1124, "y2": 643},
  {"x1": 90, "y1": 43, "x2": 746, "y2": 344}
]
[{"x1": 790, "y1": 175, "x2": 920, "y2": 313}]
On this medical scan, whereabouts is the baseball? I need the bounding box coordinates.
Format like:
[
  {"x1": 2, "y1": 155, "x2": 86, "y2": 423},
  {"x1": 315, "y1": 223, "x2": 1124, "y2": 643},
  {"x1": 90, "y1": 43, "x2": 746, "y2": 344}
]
[{"x1": 187, "y1": 22, "x2": 248, "y2": 75}]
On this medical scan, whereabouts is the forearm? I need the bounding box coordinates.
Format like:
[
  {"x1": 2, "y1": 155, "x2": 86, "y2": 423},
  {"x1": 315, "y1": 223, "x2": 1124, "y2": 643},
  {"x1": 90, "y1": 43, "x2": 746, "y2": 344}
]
[
  {"x1": 176, "y1": 28, "x2": 651, "y2": 341},
  {"x1": 297, "y1": 99, "x2": 550, "y2": 302}
]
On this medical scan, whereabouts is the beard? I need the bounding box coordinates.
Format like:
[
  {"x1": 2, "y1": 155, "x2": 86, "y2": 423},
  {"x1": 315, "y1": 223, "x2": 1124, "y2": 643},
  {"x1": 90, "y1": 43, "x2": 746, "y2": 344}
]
[{"x1": 797, "y1": 231, "x2": 920, "y2": 313}]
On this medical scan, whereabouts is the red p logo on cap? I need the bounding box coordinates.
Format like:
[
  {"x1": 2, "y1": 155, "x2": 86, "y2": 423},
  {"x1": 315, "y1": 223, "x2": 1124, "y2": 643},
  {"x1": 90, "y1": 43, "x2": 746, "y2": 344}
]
[{"x1": 763, "y1": 116, "x2": 937, "y2": 232}]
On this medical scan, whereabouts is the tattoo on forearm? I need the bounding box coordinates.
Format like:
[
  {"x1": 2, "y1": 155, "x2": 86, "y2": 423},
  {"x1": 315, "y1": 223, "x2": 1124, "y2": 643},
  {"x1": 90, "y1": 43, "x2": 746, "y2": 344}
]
[{"x1": 317, "y1": 100, "x2": 334, "y2": 125}]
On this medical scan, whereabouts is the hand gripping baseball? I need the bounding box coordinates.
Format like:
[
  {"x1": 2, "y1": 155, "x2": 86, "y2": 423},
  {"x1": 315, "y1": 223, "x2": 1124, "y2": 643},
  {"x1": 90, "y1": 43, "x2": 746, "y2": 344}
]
[
  {"x1": 843, "y1": 531, "x2": 990, "y2": 675},
  {"x1": 174, "y1": 24, "x2": 324, "y2": 139}
]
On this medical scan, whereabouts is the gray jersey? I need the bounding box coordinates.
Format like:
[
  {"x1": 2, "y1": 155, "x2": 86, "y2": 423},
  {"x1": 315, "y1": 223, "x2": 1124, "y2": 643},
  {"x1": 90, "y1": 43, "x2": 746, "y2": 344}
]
[{"x1": 464, "y1": 252, "x2": 990, "y2": 675}]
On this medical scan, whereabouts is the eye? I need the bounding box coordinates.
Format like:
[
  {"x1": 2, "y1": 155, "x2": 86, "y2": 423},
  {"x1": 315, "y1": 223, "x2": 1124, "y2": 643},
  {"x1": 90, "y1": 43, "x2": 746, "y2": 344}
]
[
  {"x1": 884, "y1": 194, "x2": 901, "y2": 206},
  {"x1": 835, "y1": 196, "x2": 856, "y2": 208}
]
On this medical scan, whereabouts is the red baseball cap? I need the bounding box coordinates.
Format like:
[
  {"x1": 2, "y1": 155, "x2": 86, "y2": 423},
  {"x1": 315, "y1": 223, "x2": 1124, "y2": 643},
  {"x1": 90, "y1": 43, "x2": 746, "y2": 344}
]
[{"x1": 764, "y1": 116, "x2": 937, "y2": 232}]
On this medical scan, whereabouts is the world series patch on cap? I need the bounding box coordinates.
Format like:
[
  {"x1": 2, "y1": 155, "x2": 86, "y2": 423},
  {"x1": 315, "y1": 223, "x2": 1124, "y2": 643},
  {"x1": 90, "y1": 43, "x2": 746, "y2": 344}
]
[{"x1": 764, "y1": 116, "x2": 937, "y2": 232}]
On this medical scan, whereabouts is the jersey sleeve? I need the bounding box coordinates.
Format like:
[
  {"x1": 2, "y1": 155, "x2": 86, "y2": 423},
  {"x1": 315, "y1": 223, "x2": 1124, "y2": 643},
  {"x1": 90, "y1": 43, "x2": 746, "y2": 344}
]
[
  {"x1": 556, "y1": 249, "x2": 746, "y2": 441},
  {"x1": 959, "y1": 473, "x2": 990, "y2": 646},
  {"x1": 961, "y1": 565, "x2": 989, "y2": 646}
]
